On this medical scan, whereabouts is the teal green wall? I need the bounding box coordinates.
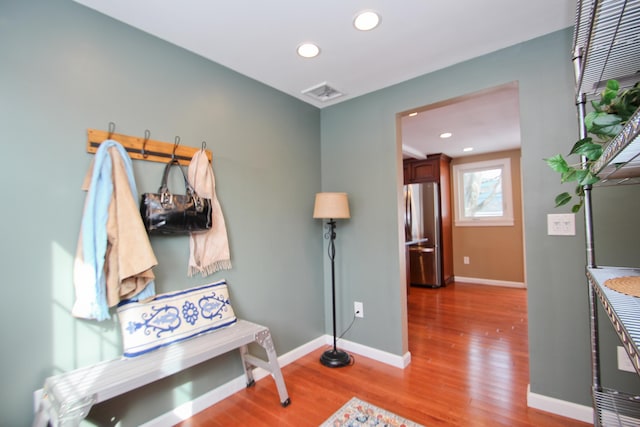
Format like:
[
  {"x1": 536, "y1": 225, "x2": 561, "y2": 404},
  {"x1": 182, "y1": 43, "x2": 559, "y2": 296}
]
[
  {"x1": 320, "y1": 28, "x2": 640, "y2": 408},
  {"x1": 4, "y1": 1, "x2": 640, "y2": 425},
  {"x1": 1, "y1": 0, "x2": 322, "y2": 425}
]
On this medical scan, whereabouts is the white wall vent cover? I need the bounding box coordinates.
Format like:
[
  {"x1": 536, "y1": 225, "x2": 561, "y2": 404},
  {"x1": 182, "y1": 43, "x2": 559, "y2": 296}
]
[{"x1": 301, "y1": 82, "x2": 344, "y2": 102}]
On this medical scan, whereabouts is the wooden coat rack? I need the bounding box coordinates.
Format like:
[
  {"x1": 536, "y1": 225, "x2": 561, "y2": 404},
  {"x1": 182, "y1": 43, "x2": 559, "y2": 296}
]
[{"x1": 86, "y1": 128, "x2": 212, "y2": 166}]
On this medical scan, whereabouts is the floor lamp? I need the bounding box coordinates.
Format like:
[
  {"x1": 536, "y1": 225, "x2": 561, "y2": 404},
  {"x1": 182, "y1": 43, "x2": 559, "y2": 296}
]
[{"x1": 313, "y1": 192, "x2": 351, "y2": 368}]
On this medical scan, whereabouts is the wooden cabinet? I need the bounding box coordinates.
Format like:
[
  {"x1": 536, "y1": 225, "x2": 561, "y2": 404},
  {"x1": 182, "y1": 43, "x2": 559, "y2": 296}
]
[
  {"x1": 404, "y1": 155, "x2": 443, "y2": 184},
  {"x1": 409, "y1": 158, "x2": 438, "y2": 182},
  {"x1": 403, "y1": 154, "x2": 453, "y2": 285}
]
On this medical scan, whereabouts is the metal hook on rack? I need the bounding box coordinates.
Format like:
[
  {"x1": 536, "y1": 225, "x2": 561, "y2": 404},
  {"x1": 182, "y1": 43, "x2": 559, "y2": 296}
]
[
  {"x1": 201, "y1": 141, "x2": 207, "y2": 152},
  {"x1": 141, "y1": 129, "x2": 151, "y2": 158},
  {"x1": 108, "y1": 122, "x2": 116, "y2": 139},
  {"x1": 172, "y1": 136, "x2": 181, "y2": 160}
]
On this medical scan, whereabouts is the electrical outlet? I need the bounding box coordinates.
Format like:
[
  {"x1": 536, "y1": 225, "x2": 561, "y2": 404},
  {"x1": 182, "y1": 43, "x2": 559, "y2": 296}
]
[
  {"x1": 354, "y1": 301, "x2": 364, "y2": 318},
  {"x1": 463, "y1": 256, "x2": 470, "y2": 265}
]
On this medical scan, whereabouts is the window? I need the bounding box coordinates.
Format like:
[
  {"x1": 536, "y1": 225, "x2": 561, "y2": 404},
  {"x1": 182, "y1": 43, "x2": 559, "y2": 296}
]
[{"x1": 453, "y1": 158, "x2": 514, "y2": 226}]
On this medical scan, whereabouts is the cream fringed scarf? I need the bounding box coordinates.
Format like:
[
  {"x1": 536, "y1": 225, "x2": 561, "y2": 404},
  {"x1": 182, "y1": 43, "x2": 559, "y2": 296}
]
[{"x1": 187, "y1": 150, "x2": 232, "y2": 276}]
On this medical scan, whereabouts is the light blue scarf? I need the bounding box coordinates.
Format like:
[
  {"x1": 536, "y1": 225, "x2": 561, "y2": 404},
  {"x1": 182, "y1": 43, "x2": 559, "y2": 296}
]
[{"x1": 81, "y1": 140, "x2": 155, "y2": 320}]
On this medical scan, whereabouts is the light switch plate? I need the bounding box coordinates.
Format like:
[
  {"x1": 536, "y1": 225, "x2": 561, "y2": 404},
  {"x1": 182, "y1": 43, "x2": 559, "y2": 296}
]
[
  {"x1": 618, "y1": 346, "x2": 636, "y2": 372},
  {"x1": 547, "y1": 213, "x2": 576, "y2": 236}
]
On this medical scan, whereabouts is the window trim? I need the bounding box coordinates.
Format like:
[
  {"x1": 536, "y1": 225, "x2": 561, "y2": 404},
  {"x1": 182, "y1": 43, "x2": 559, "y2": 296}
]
[{"x1": 452, "y1": 157, "x2": 514, "y2": 227}]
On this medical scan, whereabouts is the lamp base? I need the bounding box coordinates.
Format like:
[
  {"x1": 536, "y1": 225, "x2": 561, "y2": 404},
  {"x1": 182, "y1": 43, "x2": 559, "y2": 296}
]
[{"x1": 320, "y1": 348, "x2": 351, "y2": 368}]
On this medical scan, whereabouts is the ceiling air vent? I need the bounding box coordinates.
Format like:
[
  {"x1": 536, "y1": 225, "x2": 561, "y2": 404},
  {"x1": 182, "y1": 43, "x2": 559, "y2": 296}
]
[{"x1": 302, "y1": 82, "x2": 344, "y2": 102}]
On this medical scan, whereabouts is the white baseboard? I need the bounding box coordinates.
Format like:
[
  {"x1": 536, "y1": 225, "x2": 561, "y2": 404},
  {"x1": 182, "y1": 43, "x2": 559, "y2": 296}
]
[
  {"x1": 454, "y1": 276, "x2": 526, "y2": 289},
  {"x1": 330, "y1": 335, "x2": 411, "y2": 368},
  {"x1": 527, "y1": 384, "x2": 594, "y2": 424}
]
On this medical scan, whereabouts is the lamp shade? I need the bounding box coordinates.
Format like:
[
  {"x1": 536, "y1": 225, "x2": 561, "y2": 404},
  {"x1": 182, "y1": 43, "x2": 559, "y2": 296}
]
[{"x1": 313, "y1": 192, "x2": 350, "y2": 219}]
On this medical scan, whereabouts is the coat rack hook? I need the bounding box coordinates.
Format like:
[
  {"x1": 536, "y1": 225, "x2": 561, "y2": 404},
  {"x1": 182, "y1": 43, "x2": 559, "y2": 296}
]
[
  {"x1": 201, "y1": 141, "x2": 207, "y2": 151},
  {"x1": 142, "y1": 129, "x2": 151, "y2": 158},
  {"x1": 172, "y1": 136, "x2": 181, "y2": 159},
  {"x1": 108, "y1": 122, "x2": 116, "y2": 139}
]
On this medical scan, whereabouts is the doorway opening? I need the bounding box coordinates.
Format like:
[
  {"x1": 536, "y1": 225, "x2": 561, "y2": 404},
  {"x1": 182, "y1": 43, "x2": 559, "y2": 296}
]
[{"x1": 398, "y1": 81, "x2": 526, "y2": 321}]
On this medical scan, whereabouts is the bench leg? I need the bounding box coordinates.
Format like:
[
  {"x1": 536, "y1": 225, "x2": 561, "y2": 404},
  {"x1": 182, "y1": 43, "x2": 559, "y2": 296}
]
[
  {"x1": 239, "y1": 344, "x2": 256, "y2": 388},
  {"x1": 32, "y1": 396, "x2": 50, "y2": 427},
  {"x1": 255, "y1": 329, "x2": 290, "y2": 407},
  {"x1": 33, "y1": 389, "x2": 96, "y2": 427},
  {"x1": 239, "y1": 330, "x2": 291, "y2": 407}
]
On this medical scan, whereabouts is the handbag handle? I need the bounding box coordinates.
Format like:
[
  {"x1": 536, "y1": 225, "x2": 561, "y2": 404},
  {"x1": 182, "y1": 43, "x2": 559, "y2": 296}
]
[{"x1": 158, "y1": 159, "x2": 205, "y2": 211}]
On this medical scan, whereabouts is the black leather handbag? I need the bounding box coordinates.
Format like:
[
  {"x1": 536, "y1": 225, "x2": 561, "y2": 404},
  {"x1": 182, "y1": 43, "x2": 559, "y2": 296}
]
[{"x1": 140, "y1": 159, "x2": 212, "y2": 235}]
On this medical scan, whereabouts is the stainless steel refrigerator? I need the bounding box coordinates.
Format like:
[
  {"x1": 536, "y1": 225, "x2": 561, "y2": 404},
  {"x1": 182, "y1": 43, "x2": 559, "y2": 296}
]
[{"x1": 404, "y1": 182, "x2": 442, "y2": 287}]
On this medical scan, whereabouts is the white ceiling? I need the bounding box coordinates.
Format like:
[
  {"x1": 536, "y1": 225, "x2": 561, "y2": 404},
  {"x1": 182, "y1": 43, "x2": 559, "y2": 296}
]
[
  {"x1": 73, "y1": 0, "x2": 576, "y2": 158},
  {"x1": 400, "y1": 81, "x2": 522, "y2": 159}
]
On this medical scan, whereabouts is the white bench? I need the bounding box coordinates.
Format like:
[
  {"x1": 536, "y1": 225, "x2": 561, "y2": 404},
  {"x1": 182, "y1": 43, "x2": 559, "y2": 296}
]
[{"x1": 33, "y1": 319, "x2": 290, "y2": 426}]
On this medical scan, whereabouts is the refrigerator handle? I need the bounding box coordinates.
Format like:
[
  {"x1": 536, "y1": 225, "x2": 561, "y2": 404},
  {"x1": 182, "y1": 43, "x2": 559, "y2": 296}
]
[
  {"x1": 433, "y1": 183, "x2": 442, "y2": 287},
  {"x1": 404, "y1": 185, "x2": 413, "y2": 241}
]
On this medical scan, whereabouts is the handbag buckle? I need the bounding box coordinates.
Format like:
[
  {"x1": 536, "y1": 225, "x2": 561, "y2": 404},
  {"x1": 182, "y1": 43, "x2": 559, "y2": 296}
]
[
  {"x1": 161, "y1": 191, "x2": 173, "y2": 206},
  {"x1": 193, "y1": 195, "x2": 204, "y2": 212}
]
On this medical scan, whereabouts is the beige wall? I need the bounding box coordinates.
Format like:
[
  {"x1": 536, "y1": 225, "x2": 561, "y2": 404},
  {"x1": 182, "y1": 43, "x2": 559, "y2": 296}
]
[{"x1": 450, "y1": 149, "x2": 524, "y2": 284}]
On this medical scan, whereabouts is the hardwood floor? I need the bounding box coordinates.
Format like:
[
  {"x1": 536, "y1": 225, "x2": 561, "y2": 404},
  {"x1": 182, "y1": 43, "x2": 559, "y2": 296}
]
[{"x1": 177, "y1": 283, "x2": 591, "y2": 426}]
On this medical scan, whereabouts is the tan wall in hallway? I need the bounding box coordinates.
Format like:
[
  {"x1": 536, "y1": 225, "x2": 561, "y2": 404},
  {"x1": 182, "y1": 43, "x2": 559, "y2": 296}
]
[{"x1": 450, "y1": 149, "x2": 524, "y2": 283}]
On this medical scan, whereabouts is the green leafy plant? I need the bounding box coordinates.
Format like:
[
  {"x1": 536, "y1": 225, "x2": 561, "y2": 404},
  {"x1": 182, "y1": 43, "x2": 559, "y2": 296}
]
[{"x1": 545, "y1": 80, "x2": 640, "y2": 212}]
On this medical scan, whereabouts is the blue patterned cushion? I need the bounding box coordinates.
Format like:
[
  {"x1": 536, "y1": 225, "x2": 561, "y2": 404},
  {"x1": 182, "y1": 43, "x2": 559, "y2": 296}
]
[{"x1": 117, "y1": 279, "x2": 237, "y2": 357}]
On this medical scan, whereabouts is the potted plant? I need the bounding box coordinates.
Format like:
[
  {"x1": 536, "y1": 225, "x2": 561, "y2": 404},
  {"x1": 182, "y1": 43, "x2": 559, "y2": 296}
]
[{"x1": 545, "y1": 80, "x2": 640, "y2": 212}]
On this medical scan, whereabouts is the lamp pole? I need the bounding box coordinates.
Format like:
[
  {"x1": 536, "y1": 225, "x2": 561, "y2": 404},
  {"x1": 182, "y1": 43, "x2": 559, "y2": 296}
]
[{"x1": 320, "y1": 219, "x2": 351, "y2": 367}]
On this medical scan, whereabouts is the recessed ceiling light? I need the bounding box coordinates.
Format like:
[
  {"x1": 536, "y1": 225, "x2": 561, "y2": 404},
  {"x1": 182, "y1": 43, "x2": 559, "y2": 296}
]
[
  {"x1": 440, "y1": 132, "x2": 452, "y2": 139},
  {"x1": 463, "y1": 147, "x2": 474, "y2": 152},
  {"x1": 354, "y1": 11, "x2": 381, "y2": 31},
  {"x1": 297, "y1": 43, "x2": 320, "y2": 58}
]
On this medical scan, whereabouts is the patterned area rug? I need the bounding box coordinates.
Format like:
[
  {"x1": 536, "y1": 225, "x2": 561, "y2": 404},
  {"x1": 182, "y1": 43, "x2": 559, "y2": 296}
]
[{"x1": 320, "y1": 397, "x2": 424, "y2": 427}]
